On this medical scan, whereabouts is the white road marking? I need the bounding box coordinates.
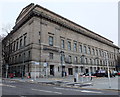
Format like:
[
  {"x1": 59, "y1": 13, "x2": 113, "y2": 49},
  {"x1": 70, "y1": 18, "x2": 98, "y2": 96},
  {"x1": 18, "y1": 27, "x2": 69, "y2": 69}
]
[
  {"x1": 0, "y1": 84, "x2": 3, "y2": 86},
  {"x1": 31, "y1": 88, "x2": 62, "y2": 95},
  {"x1": 81, "y1": 90, "x2": 102, "y2": 94},
  {"x1": 0, "y1": 84, "x2": 16, "y2": 88},
  {"x1": 54, "y1": 87, "x2": 102, "y2": 94}
]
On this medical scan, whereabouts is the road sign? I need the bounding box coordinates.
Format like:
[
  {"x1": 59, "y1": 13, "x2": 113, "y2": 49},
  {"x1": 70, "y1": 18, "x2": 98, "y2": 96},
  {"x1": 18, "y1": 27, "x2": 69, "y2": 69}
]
[{"x1": 43, "y1": 63, "x2": 48, "y2": 67}]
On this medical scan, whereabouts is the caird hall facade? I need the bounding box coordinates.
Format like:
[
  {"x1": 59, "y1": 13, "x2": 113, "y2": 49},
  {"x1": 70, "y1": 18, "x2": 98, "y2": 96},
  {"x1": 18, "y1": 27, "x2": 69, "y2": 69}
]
[{"x1": 2, "y1": 3, "x2": 119, "y2": 78}]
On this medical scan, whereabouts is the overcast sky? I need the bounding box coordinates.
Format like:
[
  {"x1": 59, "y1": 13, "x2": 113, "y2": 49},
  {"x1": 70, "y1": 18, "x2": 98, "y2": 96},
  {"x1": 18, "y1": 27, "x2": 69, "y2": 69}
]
[{"x1": 0, "y1": 0, "x2": 119, "y2": 46}]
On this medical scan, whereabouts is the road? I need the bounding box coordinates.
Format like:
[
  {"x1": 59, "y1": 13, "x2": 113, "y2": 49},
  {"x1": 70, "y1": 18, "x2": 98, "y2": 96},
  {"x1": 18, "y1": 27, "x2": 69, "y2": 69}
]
[{"x1": 1, "y1": 80, "x2": 119, "y2": 96}]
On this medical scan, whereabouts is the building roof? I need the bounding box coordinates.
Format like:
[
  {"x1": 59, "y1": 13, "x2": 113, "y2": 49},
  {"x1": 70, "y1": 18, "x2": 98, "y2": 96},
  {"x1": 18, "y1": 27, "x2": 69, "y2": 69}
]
[{"x1": 3, "y1": 3, "x2": 119, "y2": 49}]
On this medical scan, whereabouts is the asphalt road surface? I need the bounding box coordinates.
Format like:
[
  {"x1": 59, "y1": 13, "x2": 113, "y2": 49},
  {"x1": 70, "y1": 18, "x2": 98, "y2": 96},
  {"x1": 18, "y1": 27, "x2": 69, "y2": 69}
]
[{"x1": 1, "y1": 80, "x2": 119, "y2": 96}]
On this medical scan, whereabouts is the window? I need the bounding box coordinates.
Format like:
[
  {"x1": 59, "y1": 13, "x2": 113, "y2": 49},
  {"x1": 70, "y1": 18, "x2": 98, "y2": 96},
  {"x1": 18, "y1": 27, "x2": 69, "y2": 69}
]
[
  {"x1": 19, "y1": 54, "x2": 21, "y2": 62},
  {"x1": 68, "y1": 41, "x2": 71, "y2": 50},
  {"x1": 39, "y1": 31, "x2": 41, "y2": 35},
  {"x1": 49, "y1": 52, "x2": 53, "y2": 59},
  {"x1": 92, "y1": 48, "x2": 95, "y2": 55},
  {"x1": 99, "y1": 50, "x2": 101, "y2": 56},
  {"x1": 96, "y1": 49, "x2": 98, "y2": 56},
  {"x1": 68, "y1": 55, "x2": 72, "y2": 63},
  {"x1": 92, "y1": 59, "x2": 94, "y2": 65},
  {"x1": 73, "y1": 42, "x2": 77, "y2": 51},
  {"x1": 90, "y1": 59, "x2": 92, "y2": 64},
  {"x1": 85, "y1": 58, "x2": 87, "y2": 64},
  {"x1": 13, "y1": 42, "x2": 15, "y2": 51},
  {"x1": 88, "y1": 47, "x2": 91, "y2": 54},
  {"x1": 61, "y1": 39, "x2": 65, "y2": 49},
  {"x1": 58, "y1": 67, "x2": 60, "y2": 72},
  {"x1": 16, "y1": 41, "x2": 19, "y2": 50},
  {"x1": 74, "y1": 57, "x2": 78, "y2": 63},
  {"x1": 97, "y1": 59, "x2": 99, "y2": 65},
  {"x1": 100, "y1": 60, "x2": 102, "y2": 65},
  {"x1": 49, "y1": 36, "x2": 53, "y2": 46},
  {"x1": 20, "y1": 38, "x2": 22, "y2": 48},
  {"x1": 28, "y1": 51, "x2": 31, "y2": 58},
  {"x1": 80, "y1": 57, "x2": 82, "y2": 63},
  {"x1": 39, "y1": 39, "x2": 40, "y2": 44},
  {"x1": 15, "y1": 55, "x2": 17, "y2": 63},
  {"x1": 79, "y1": 45, "x2": 82, "y2": 53},
  {"x1": 75, "y1": 66, "x2": 78, "y2": 73},
  {"x1": 84, "y1": 46, "x2": 87, "y2": 54},
  {"x1": 24, "y1": 36, "x2": 27, "y2": 46},
  {"x1": 23, "y1": 53, "x2": 25, "y2": 59}
]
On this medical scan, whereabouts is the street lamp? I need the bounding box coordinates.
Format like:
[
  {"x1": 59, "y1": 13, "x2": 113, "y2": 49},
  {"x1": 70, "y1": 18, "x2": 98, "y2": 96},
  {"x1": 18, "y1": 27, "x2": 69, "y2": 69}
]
[
  {"x1": 6, "y1": 64, "x2": 8, "y2": 78},
  {"x1": 60, "y1": 51, "x2": 64, "y2": 77}
]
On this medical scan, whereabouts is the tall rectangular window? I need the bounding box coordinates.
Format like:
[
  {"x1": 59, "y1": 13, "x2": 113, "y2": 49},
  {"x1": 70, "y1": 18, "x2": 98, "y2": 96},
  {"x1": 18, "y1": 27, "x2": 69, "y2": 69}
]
[
  {"x1": 28, "y1": 51, "x2": 31, "y2": 59},
  {"x1": 49, "y1": 52, "x2": 53, "y2": 59},
  {"x1": 68, "y1": 55, "x2": 72, "y2": 63},
  {"x1": 61, "y1": 39, "x2": 65, "y2": 49},
  {"x1": 20, "y1": 38, "x2": 22, "y2": 48},
  {"x1": 24, "y1": 36, "x2": 27, "y2": 46},
  {"x1": 88, "y1": 47, "x2": 91, "y2": 54},
  {"x1": 99, "y1": 50, "x2": 101, "y2": 56},
  {"x1": 96, "y1": 49, "x2": 98, "y2": 56},
  {"x1": 49, "y1": 36, "x2": 53, "y2": 46},
  {"x1": 80, "y1": 57, "x2": 82, "y2": 63},
  {"x1": 68, "y1": 41, "x2": 71, "y2": 50},
  {"x1": 73, "y1": 42, "x2": 77, "y2": 51},
  {"x1": 16, "y1": 41, "x2": 18, "y2": 50},
  {"x1": 84, "y1": 46, "x2": 87, "y2": 54},
  {"x1": 90, "y1": 59, "x2": 92, "y2": 64},
  {"x1": 79, "y1": 45, "x2": 82, "y2": 53},
  {"x1": 74, "y1": 56, "x2": 78, "y2": 63},
  {"x1": 92, "y1": 48, "x2": 95, "y2": 55},
  {"x1": 85, "y1": 58, "x2": 87, "y2": 64}
]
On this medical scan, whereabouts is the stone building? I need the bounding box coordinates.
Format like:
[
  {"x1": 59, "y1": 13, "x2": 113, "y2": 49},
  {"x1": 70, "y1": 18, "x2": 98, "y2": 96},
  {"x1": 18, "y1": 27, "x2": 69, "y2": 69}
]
[{"x1": 2, "y1": 3, "x2": 119, "y2": 78}]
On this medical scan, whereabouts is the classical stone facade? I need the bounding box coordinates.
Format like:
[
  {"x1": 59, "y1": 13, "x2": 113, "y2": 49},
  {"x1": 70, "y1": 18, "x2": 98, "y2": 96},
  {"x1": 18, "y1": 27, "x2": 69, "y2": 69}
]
[{"x1": 2, "y1": 3, "x2": 119, "y2": 78}]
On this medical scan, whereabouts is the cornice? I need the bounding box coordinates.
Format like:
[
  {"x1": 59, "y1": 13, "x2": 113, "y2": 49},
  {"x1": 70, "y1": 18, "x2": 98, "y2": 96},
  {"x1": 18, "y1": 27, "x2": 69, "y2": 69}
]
[
  {"x1": 32, "y1": 9, "x2": 119, "y2": 49},
  {"x1": 3, "y1": 4, "x2": 119, "y2": 50}
]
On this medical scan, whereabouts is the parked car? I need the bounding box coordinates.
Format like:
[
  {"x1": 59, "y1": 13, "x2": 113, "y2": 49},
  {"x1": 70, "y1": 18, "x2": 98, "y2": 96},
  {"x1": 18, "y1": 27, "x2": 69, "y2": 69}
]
[
  {"x1": 105, "y1": 72, "x2": 115, "y2": 77},
  {"x1": 113, "y1": 71, "x2": 118, "y2": 75},
  {"x1": 117, "y1": 71, "x2": 120, "y2": 76},
  {"x1": 83, "y1": 72, "x2": 96, "y2": 76},
  {"x1": 94, "y1": 70, "x2": 106, "y2": 77}
]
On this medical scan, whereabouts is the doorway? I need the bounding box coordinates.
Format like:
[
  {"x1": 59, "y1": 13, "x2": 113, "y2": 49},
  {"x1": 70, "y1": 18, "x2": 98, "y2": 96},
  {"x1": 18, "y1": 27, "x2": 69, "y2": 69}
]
[
  {"x1": 68, "y1": 68, "x2": 73, "y2": 75},
  {"x1": 85, "y1": 69, "x2": 88, "y2": 73},
  {"x1": 50, "y1": 65, "x2": 54, "y2": 76}
]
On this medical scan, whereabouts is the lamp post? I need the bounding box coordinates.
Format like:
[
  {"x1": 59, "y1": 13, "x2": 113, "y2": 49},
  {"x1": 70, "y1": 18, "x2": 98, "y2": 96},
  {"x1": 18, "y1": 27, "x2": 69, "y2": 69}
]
[
  {"x1": 60, "y1": 51, "x2": 64, "y2": 77},
  {"x1": 6, "y1": 64, "x2": 8, "y2": 78}
]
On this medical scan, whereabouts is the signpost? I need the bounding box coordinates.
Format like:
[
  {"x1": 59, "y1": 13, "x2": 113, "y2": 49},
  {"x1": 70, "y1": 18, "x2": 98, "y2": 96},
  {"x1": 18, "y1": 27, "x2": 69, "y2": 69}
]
[{"x1": 43, "y1": 62, "x2": 48, "y2": 77}]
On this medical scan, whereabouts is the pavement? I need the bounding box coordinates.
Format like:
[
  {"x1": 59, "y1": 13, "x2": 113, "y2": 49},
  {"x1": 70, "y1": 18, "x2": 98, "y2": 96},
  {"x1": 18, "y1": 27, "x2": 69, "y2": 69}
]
[{"x1": 2, "y1": 76, "x2": 120, "y2": 91}]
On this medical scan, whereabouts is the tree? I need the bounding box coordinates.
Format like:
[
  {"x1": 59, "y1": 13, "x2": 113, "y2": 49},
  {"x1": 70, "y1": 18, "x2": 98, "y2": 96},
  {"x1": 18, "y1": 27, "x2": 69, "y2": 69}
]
[
  {"x1": 1, "y1": 23, "x2": 12, "y2": 77},
  {"x1": 2, "y1": 23, "x2": 12, "y2": 34}
]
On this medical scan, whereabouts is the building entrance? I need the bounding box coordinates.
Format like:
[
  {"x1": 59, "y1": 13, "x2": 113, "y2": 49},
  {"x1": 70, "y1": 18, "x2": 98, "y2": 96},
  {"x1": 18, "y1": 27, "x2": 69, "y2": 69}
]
[
  {"x1": 85, "y1": 69, "x2": 89, "y2": 73},
  {"x1": 50, "y1": 65, "x2": 54, "y2": 76},
  {"x1": 68, "y1": 68, "x2": 73, "y2": 75}
]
